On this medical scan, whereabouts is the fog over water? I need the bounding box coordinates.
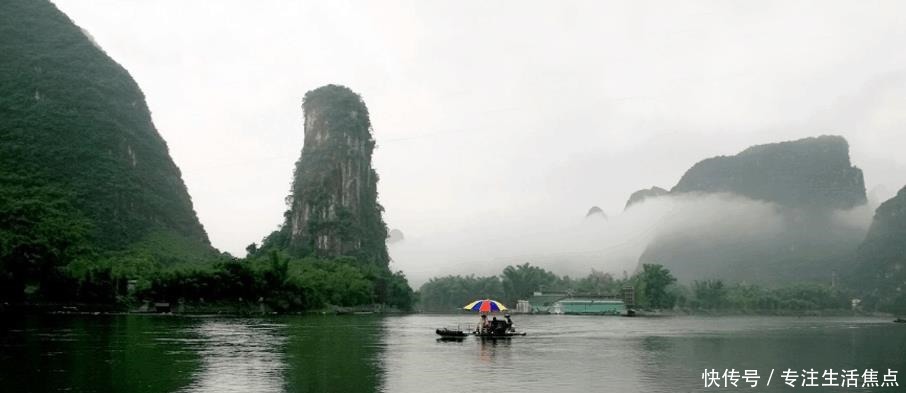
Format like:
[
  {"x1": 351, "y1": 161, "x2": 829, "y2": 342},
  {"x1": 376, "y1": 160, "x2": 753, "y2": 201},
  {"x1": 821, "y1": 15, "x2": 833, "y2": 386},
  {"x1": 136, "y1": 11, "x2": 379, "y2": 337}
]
[{"x1": 50, "y1": 1, "x2": 906, "y2": 281}]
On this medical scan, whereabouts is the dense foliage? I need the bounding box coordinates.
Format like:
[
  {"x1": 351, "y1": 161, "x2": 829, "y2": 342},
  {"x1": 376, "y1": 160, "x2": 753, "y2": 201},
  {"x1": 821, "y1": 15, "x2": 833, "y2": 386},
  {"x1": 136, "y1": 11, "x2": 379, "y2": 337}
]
[
  {"x1": 0, "y1": 0, "x2": 210, "y2": 249},
  {"x1": 500, "y1": 263, "x2": 559, "y2": 305},
  {"x1": 634, "y1": 264, "x2": 677, "y2": 309},
  {"x1": 418, "y1": 275, "x2": 505, "y2": 312},
  {"x1": 138, "y1": 253, "x2": 414, "y2": 312},
  {"x1": 678, "y1": 281, "x2": 851, "y2": 312},
  {"x1": 418, "y1": 263, "x2": 635, "y2": 312},
  {"x1": 419, "y1": 263, "x2": 855, "y2": 314},
  {"x1": 0, "y1": 0, "x2": 215, "y2": 301}
]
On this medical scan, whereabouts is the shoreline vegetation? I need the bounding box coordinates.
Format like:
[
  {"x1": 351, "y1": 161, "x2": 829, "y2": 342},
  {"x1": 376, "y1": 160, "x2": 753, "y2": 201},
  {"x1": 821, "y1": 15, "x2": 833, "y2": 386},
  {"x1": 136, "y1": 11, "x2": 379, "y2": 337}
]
[
  {"x1": 417, "y1": 263, "x2": 891, "y2": 316},
  {"x1": 3, "y1": 261, "x2": 895, "y2": 317},
  {"x1": 1, "y1": 250, "x2": 416, "y2": 315}
]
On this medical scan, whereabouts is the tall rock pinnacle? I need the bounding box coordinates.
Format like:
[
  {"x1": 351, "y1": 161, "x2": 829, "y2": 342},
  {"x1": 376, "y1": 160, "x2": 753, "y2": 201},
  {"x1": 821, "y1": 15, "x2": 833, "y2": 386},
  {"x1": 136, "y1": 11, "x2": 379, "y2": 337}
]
[{"x1": 285, "y1": 85, "x2": 389, "y2": 265}]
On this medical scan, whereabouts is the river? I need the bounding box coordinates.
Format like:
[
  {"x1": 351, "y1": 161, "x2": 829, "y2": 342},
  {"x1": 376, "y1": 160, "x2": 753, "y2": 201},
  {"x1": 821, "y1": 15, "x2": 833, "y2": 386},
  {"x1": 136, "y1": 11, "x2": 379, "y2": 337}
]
[{"x1": 1, "y1": 314, "x2": 903, "y2": 392}]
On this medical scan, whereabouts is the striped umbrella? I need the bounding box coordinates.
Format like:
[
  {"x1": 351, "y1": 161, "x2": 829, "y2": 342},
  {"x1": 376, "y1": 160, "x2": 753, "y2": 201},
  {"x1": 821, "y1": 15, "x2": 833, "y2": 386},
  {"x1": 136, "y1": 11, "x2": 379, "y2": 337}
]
[{"x1": 463, "y1": 299, "x2": 508, "y2": 313}]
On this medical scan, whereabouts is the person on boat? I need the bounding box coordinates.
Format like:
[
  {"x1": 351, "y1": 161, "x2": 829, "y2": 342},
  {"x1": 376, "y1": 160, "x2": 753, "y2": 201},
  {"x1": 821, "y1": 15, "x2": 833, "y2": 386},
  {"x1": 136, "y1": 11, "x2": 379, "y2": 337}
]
[
  {"x1": 504, "y1": 314, "x2": 514, "y2": 332},
  {"x1": 491, "y1": 316, "x2": 504, "y2": 334},
  {"x1": 477, "y1": 314, "x2": 489, "y2": 333}
]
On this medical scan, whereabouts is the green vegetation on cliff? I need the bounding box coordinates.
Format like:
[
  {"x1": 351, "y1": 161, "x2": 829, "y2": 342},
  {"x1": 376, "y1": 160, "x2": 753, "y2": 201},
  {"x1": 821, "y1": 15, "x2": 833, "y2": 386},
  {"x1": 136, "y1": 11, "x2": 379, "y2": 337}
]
[
  {"x1": 672, "y1": 135, "x2": 866, "y2": 210},
  {"x1": 249, "y1": 84, "x2": 411, "y2": 310},
  {"x1": 261, "y1": 85, "x2": 389, "y2": 265},
  {"x1": 0, "y1": 0, "x2": 215, "y2": 302}
]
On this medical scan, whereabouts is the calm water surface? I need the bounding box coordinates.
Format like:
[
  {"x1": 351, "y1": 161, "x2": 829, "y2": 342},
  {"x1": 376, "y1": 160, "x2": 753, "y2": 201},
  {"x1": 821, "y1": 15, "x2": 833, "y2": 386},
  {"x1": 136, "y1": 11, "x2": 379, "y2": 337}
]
[{"x1": 1, "y1": 314, "x2": 903, "y2": 392}]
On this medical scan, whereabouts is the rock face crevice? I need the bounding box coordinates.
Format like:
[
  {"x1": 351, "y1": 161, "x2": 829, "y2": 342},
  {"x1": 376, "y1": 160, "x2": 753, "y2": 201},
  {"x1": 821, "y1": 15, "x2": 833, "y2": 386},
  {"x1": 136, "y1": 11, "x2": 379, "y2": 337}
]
[{"x1": 283, "y1": 85, "x2": 389, "y2": 265}]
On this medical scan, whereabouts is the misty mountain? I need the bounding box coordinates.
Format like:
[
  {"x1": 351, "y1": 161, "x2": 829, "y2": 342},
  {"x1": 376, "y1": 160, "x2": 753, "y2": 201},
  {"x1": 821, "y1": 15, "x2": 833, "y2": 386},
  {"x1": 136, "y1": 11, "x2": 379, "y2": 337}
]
[
  {"x1": 853, "y1": 185, "x2": 906, "y2": 310},
  {"x1": 585, "y1": 206, "x2": 607, "y2": 219},
  {"x1": 625, "y1": 187, "x2": 669, "y2": 210},
  {"x1": 259, "y1": 85, "x2": 390, "y2": 265},
  {"x1": 635, "y1": 136, "x2": 868, "y2": 285},
  {"x1": 0, "y1": 0, "x2": 212, "y2": 262},
  {"x1": 672, "y1": 135, "x2": 866, "y2": 210}
]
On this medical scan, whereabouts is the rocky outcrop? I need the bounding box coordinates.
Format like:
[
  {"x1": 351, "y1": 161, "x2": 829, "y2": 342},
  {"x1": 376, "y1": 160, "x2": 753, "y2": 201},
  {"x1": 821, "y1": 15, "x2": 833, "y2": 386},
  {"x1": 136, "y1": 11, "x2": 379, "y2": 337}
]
[
  {"x1": 624, "y1": 187, "x2": 669, "y2": 210},
  {"x1": 283, "y1": 85, "x2": 389, "y2": 264}
]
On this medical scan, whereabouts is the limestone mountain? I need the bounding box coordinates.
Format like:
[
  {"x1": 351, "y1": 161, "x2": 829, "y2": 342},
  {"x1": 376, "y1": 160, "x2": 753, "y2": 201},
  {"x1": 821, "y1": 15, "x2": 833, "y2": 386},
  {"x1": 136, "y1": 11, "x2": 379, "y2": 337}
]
[
  {"x1": 624, "y1": 186, "x2": 668, "y2": 210},
  {"x1": 672, "y1": 135, "x2": 865, "y2": 210},
  {"x1": 267, "y1": 85, "x2": 389, "y2": 265},
  {"x1": 585, "y1": 206, "x2": 607, "y2": 219},
  {"x1": 0, "y1": 0, "x2": 211, "y2": 259},
  {"x1": 853, "y1": 185, "x2": 906, "y2": 311},
  {"x1": 635, "y1": 136, "x2": 868, "y2": 284}
]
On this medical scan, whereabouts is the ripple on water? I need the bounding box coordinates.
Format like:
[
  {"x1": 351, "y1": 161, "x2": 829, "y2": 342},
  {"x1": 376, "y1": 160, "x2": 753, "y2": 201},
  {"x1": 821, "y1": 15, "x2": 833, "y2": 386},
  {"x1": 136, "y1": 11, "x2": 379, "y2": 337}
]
[{"x1": 179, "y1": 319, "x2": 289, "y2": 393}]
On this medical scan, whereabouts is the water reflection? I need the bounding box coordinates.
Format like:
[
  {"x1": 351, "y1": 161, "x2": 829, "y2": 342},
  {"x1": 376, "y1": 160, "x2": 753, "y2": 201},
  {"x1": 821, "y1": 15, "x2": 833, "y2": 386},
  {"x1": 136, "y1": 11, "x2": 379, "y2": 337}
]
[
  {"x1": 180, "y1": 319, "x2": 288, "y2": 393},
  {"x1": 283, "y1": 315, "x2": 385, "y2": 393},
  {"x1": 0, "y1": 315, "x2": 200, "y2": 393},
  {"x1": 3, "y1": 315, "x2": 904, "y2": 393}
]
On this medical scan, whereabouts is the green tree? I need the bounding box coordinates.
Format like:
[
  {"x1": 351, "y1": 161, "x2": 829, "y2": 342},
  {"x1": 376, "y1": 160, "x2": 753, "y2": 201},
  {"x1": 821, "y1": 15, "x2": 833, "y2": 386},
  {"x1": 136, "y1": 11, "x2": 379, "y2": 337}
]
[
  {"x1": 0, "y1": 183, "x2": 92, "y2": 301},
  {"x1": 636, "y1": 264, "x2": 677, "y2": 310},
  {"x1": 417, "y1": 275, "x2": 503, "y2": 312},
  {"x1": 692, "y1": 279, "x2": 727, "y2": 310},
  {"x1": 500, "y1": 263, "x2": 558, "y2": 305}
]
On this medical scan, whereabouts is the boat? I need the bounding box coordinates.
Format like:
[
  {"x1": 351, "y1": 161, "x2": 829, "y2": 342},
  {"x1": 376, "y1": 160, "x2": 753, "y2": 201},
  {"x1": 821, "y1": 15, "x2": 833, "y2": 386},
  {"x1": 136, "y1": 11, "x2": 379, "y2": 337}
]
[
  {"x1": 435, "y1": 319, "x2": 526, "y2": 339},
  {"x1": 436, "y1": 328, "x2": 469, "y2": 338},
  {"x1": 894, "y1": 318, "x2": 906, "y2": 323},
  {"x1": 474, "y1": 331, "x2": 526, "y2": 339}
]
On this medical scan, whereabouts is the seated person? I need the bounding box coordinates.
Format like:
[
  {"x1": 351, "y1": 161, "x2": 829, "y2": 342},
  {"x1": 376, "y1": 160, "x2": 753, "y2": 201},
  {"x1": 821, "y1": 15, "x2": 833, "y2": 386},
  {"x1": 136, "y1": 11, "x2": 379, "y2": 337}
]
[{"x1": 490, "y1": 317, "x2": 508, "y2": 335}]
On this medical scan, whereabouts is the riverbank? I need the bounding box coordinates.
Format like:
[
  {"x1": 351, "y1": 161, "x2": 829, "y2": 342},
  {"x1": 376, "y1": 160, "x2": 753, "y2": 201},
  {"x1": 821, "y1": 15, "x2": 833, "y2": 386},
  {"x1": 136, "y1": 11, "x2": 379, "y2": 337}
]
[{"x1": 0, "y1": 301, "x2": 409, "y2": 316}]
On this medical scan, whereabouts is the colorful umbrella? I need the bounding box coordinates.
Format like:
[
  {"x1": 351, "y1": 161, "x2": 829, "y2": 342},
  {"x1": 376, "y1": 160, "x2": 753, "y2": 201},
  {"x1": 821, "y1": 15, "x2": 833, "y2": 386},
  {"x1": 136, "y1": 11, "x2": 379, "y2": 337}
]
[{"x1": 463, "y1": 299, "x2": 508, "y2": 312}]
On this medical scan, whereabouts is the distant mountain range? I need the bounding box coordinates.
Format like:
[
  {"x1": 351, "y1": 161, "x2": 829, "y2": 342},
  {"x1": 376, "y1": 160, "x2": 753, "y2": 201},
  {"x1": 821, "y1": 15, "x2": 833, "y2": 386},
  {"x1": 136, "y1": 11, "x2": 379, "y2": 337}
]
[{"x1": 629, "y1": 136, "x2": 870, "y2": 285}]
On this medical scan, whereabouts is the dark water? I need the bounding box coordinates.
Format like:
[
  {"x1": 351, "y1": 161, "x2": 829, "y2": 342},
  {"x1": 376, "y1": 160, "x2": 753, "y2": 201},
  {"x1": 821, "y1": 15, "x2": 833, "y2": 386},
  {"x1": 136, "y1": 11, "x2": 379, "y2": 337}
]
[{"x1": 1, "y1": 314, "x2": 903, "y2": 392}]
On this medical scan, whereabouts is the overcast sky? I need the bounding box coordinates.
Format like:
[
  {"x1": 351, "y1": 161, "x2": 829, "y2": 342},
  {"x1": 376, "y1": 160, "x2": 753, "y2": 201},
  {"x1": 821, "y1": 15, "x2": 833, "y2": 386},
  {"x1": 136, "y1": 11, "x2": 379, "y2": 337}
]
[{"x1": 52, "y1": 0, "x2": 906, "y2": 282}]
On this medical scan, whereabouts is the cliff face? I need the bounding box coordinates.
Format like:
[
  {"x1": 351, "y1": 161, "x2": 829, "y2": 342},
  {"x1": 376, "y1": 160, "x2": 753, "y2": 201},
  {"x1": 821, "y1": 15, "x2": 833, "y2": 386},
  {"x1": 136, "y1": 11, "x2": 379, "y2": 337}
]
[
  {"x1": 636, "y1": 136, "x2": 868, "y2": 284},
  {"x1": 854, "y1": 186, "x2": 906, "y2": 309},
  {"x1": 283, "y1": 85, "x2": 389, "y2": 265},
  {"x1": 672, "y1": 135, "x2": 866, "y2": 210},
  {"x1": 0, "y1": 0, "x2": 210, "y2": 254}
]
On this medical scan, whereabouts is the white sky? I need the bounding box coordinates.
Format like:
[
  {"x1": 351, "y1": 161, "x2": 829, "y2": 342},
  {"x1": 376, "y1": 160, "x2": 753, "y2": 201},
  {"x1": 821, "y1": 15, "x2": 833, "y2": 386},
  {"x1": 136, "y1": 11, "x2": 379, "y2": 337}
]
[{"x1": 52, "y1": 0, "x2": 906, "y2": 282}]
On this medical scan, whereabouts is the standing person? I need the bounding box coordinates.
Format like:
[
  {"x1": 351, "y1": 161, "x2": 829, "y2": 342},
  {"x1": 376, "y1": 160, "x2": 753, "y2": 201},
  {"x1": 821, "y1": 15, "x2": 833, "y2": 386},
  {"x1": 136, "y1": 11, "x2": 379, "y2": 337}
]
[
  {"x1": 505, "y1": 314, "x2": 514, "y2": 332},
  {"x1": 477, "y1": 314, "x2": 488, "y2": 334}
]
